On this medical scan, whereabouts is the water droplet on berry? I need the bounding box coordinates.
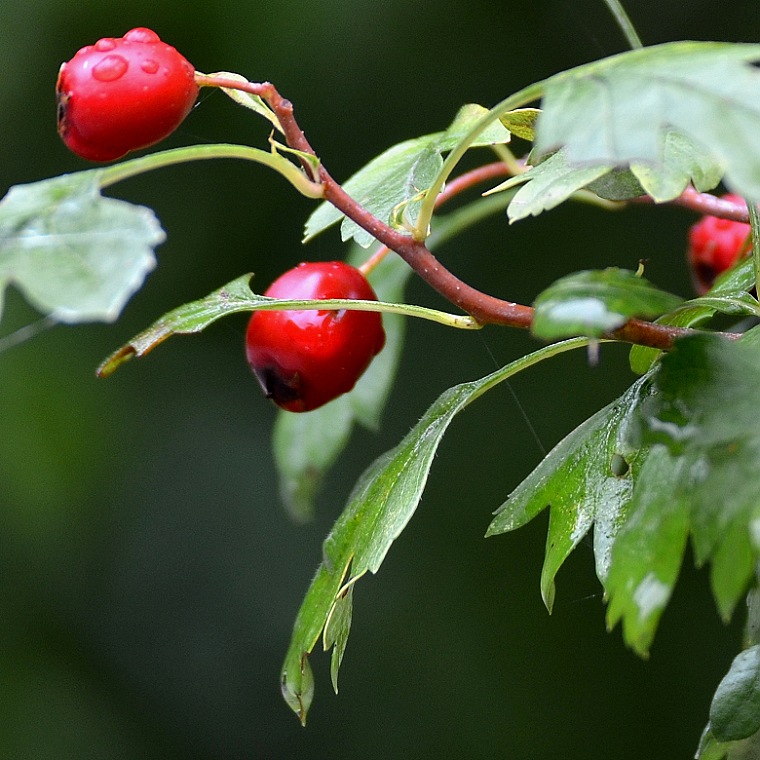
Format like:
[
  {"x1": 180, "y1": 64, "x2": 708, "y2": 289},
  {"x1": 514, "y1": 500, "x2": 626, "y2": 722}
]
[
  {"x1": 124, "y1": 27, "x2": 160, "y2": 44},
  {"x1": 92, "y1": 54, "x2": 129, "y2": 82},
  {"x1": 140, "y1": 59, "x2": 160, "y2": 75},
  {"x1": 94, "y1": 38, "x2": 117, "y2": 52}
]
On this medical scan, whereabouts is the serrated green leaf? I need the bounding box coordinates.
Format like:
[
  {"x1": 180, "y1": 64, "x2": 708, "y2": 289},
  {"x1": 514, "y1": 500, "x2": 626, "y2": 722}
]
[
  {"x1": 531, "y1": 268, "x2": 683, "y2": 340},
  {"x1": 604, "y1": 445, "x2": 691, "y2": 655},
  {"x1": 303, "y1": 104, "x2": 511, "y2": 247},
  {"x1": 0, "y1": 171, "x2": 164, "y2": 324},
  {"x1": 634, "y1": 334, "x2": 760, "y2": 621},
  {"x1": 281, "y1": 338, "x2": 588, "y2": 724},
  {"x1": 536, "y1": 42, "x2": 760, "y2": 201},
  {"x1": 487, "y1": 374, "x2": 651, "y2": 611},
  {"x1": 710, "y1": 646, "x2": 760, "y2": 742}
]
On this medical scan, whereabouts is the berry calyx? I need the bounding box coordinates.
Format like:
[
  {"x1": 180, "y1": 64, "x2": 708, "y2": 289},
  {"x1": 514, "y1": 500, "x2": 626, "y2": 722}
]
[
  {"x1": 687, "y1": 194, "x2": 750, "y2": 294},
  {"x1": 56, "y1": 27, "x2": 199, "y2": 162},
  {"x1": 245, "y1": 261, "x2": 386, "y2": 413}
]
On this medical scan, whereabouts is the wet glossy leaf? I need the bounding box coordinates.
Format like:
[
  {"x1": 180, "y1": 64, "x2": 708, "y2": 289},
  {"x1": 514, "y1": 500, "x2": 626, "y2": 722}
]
[
  {"x1": 531, "y1": 268, "x2": 683, "y2": 340},
  {"x1": 281, "y1": 339, "x2": 587, "y2": 724},
  {"x1": 487, "y1": 374, "x2": 652, "y2": 611},
  {"x1": 635, "y1": 333, "x2": 760, "y2": 621},
  {"x1": 603, "y1": 445, "x2": 691, "y2": 654},
  {"x1": 0, "y1": 171, "x2": 163, "y2": 324},
  {"x1": 710, "y1": 646, "x2": 760, "y2": 742}
]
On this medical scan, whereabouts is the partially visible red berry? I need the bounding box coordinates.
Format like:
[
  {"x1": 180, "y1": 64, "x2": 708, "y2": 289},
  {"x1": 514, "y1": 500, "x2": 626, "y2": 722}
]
[
  {"x1": 245, "y1": 261, "x2": 386, "y2": 413},
  {"x1": 687, "y1": 194, "x2": 750, "y2": 294},
  {"x1": 56, "y1": 27, "x2": 199, "y2": 162}
]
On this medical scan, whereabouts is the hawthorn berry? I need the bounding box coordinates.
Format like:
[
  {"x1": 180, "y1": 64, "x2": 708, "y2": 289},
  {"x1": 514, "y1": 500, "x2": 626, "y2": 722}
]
[
  {"x1": 245, "y1": 261, "x2": 386, "y2": 413},
  {"x1": 56, "y1": 27, "x2": 199, "y2": 162},
  {"x1": 687, "y1": 194, "x2": 750, "y2": 294}
]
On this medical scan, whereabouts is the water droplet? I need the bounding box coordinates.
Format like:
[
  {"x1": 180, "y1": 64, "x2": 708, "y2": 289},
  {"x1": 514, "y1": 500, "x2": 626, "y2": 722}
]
[
  {"x1": 124, "y1": 28, "x2": 160, "y2": 44},
  {"x1": 94, "y1": 38, "x2": 117, "y2": 52},
  {"x1": 92, "y1": 54, "x2": 128, "y2": 82},
  {"x1": 140, "y1": 59, "x2": 160, "y2": 75}
]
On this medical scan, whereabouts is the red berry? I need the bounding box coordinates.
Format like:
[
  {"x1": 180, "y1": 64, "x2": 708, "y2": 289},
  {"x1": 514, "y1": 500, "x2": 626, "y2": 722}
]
[
  {"x1": 687, "y1": 194, "x2": 750, "y2": 294},
  {"x1": 56, "y1": 27, "x2": 199, "y2": 162},
  {"x1": 245, "y1": 261, "x2": 386, "y2": 413}
]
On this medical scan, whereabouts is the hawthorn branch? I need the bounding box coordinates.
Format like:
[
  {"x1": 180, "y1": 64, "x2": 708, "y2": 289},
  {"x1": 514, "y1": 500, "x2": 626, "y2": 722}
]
[{"x1": 197, "y1": 74, "x2": 741, "y2": 352}]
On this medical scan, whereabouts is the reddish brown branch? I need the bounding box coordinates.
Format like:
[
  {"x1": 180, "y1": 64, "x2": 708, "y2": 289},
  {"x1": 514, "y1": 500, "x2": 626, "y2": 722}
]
[{"x1": 197, "y1": 74, "x2": 740, "y2": 352}]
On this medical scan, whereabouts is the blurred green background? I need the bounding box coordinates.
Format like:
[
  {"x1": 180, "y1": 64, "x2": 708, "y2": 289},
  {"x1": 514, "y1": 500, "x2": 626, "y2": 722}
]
[{"x1": 1, "y1": 1, "x2": 758, "y2": 757}]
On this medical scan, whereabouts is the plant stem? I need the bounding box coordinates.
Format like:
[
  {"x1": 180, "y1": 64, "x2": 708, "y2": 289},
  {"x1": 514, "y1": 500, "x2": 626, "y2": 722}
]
[
  {"x1": 97, "y1": 143, "x2": 323, "y2": 197},
  {"x1": 189, "y1": 73, "x2": 716, "y2": 352},
  {"x1": 601, "y1": 0, "x2": 644, "y2": 50}
]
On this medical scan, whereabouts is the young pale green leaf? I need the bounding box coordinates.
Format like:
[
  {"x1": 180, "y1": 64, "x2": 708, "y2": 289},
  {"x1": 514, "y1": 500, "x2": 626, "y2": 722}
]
[
  {"x1": 710, "y1": 646, "x2": 760, "y2": 742},
  {"x1": 536, "y1": 42, "x2": 760, "y2": 201},
  {"x1": 273, "y1": 251, "x2": 411, "y2": 521},
  {"x1": 531, "y1": 268, "x2": 683, "y2": 340},
  {"x1": 0, "y1": 171, "x2": 164, "y2": 325},
  {"x1": 281, "y1": 339, "x2": 588, "y2": 724},
  {"x1": 204, "y1": 71, "x2": 284, "y2": 133},
  {"x1": 487, "y1": 374, "x2": 652, "y2": 612},
  {"x1": 634, "y1": 333, "x2": 760, "y2": 621},
  {"x1": 498, "y1": 108, "x2": 541, "y2": 142},
  {"x1": 303, "y1": 104, "x2": 511, "y2": 247}
]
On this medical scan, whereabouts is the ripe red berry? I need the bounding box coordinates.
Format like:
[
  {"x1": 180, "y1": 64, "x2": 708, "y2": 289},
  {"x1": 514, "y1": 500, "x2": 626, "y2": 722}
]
[
  {"x1": 687, "y1": 194, "x2": 750, "y2": 294},
  {"x1": 245, "y1": 261, "x2": 386, "y2": 413},
  {"x1": 56, "y1": 27, "x2": 199, "y2": 162}
]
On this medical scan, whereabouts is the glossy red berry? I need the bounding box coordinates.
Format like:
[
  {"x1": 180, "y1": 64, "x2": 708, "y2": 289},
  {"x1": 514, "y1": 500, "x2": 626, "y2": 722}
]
[
  {"x1": 687, "y1": 194, "x2": 750, "y2": 294},
  {"x1": 245, "y1": 261, "x2": 386, "y2": 413},
  {"x1": 56, "y1": 27, "x2": 199, "y2": 162}
]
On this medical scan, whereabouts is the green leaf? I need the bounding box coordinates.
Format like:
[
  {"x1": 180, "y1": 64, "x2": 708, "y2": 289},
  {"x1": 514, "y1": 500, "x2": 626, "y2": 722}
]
[
  {"x1": 272, "y1": 250, "x2": 411, "y2": 521},
  {"x1": 628, "y1": 257, "x2": 757, "y2": 374},
  {"x1": 629, "y1": 131, "x2": 723, "y2": 202},
  {"x1": 96, "y1": 274, "x2": 259, "y2": 376},
  {"x1": 501, "y1": 150, "x2": 611, "y2": 222},
  {"x1": 281, "y1": 338, "x2": 589, "y2": 724},
  {"x1": 531, "y1": 268, "x2": 683, "y2": 340},
  {"x1": 498, "y1": 108, "x2": 541, "y2": 141},
  {"x1": 710, "y1": 646, "x2": 760, "y2": 742},
  {"x1": 536, "y1": 42, "x2": 760, "y2": 201},
  {"x1": 603, "y1": 445, "x2": 691, "y2": 654},
  {"x1": 0, "y1": 171, "x2": 164, "y2": 324},
  {"x1": 635, "y1": 333, "x2": 760, "y2": 621},
  {"x1": 303, "y1": 104, "x2": 511, "y2": 247},
  {"x1": 98, "y1": 271, "x2": 473, "y2": 378},
  {"x1": 487, "y1": 374, "x2": 652, "y2": 612}
]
